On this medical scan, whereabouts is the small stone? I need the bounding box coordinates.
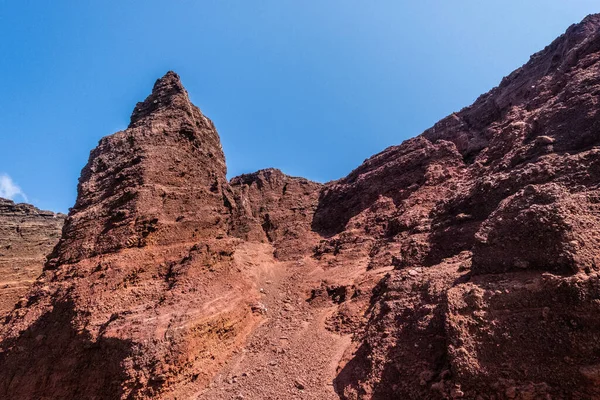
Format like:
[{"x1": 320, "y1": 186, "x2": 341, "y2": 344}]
[
  {"x1": 514, "y1": 259, "x2": 529, "y2": 269},
  {"x1": 250, "y1": 302, "x2": 268, "y2": 315},
  {"x1": 456, "y1": 213, "x2": 472, "y2": 221},
  {"x1": 451, "y1": 384, "x2": 464, "y2": 398},
  {"x1": 150, "y1": 374, "x2": 167, "y2": 382},
  {"x1": 419, "y1": 369, "x2": 435, "y2": 384},
  {"x1": 542, "y1": 307, "x2": 550, "y2": 319},
  {"x1": 505, "y1": 386, "x2": 517, "y2": 399},
  {"x1": 535, "y1": 135, "x2": 555, "y2": 145}
]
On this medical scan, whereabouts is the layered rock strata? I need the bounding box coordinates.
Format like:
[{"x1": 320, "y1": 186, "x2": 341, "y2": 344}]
[{"x1": 0, "y1": 198, "x2": 64, "y2": 317}]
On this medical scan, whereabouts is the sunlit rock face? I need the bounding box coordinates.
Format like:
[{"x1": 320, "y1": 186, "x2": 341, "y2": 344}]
[
  {"x1": 0, "y1": 198, "x2": 64, "y2": 317},
  {"x1": 4, "y1": 14, "x2": 600, "y2": 400}
]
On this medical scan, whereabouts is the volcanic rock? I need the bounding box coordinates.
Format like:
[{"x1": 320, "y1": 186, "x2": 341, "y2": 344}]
[
  {"x1": 0, "y1": 198, "x2": 64, "y2": 317},
  {"x1": 0, "y1": 72, "x2": 258, "y2": 399},
  {"x1": 333, "y1": 14, "x2": 600, "y2": 400},
  {"x1": 229, "y1": 168, "x2": 322, "y2": 259},
  {"x1": 3, "y1": 13, "x2": 600, "y2": 400},
  {"x1": 45, "y1": 71, "x2": 231, "y2": 268}
]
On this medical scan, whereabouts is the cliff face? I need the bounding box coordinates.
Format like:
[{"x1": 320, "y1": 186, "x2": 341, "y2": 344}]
[
  {"x1": 0, "y1": 72, "x2": 324, "y2": 400},
  {"x1": 0, "y1": 199, "x2": 64, "y2": 317},
  {"x1": 331, "y1": 14, "x2": 600, "y2": 399},
  {"x1": 229, "y1": 168, "x2": 323, "y2": 260},
  {"x1": 3, "y1": 14, "x2": 600, "y2": 400},
  {"x1": 46, "y1": 72, "x2": 231, "y2": 269}
]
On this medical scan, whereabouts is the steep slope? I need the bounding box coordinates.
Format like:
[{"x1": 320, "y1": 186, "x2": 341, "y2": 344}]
[
  {"x1": 0, "y1": 72, "x2": 263, "y2": 399},
  {"x1": 229, "y1": 168, "x2": 323, "y2": 259},
  {"x1": 331, "y1": 14, "x2": 600, "y2": 399},
  {"x1": 3, "y1": 13, "x2": 600, "y2": 400},
  {"x1": 45, "y1": 71, "x2": 230, "y2": 268},
  {"x1": 0, "y1": 199, "x2": 64, "y2": 317},
  {"x1": 0, "y1": 72, "x2": 334, "y2": 400}
]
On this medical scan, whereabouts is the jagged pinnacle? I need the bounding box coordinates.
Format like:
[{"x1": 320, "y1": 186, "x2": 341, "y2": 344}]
[{"x1": 129, "y1": 71, "x2": 192, "y2": 127}]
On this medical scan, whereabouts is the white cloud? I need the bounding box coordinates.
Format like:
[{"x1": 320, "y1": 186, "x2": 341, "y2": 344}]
[{"x1": 0, "y1": 174, "x2": 28, "y2": 202}]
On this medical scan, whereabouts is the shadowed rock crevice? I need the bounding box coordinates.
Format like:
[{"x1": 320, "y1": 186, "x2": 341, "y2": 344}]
[
  {"x1": 326, "y1": 15, "x2": 600, "y2": 399},
  {"x1": 334, "y1": 267, "x2": 456, "y2": 400},
  {"x1": 312, "y1": 138, "x2": 464, "y2": 236}
]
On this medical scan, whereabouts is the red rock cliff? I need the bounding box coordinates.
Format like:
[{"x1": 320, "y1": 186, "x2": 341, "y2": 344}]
[
  {"x1": 3, "y1": 14, "x2": 600, "y2": 400},
  {"x1": 0, "y1": 199, "x2": 64, "y2": 317}
]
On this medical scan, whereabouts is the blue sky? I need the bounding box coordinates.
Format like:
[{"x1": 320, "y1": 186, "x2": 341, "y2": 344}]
[{"x1": 0, "y1": 1, "x2": 598, "y2": 213}]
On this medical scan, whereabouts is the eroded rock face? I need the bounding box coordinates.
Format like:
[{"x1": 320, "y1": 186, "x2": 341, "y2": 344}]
[
  {"x1": 445, "y1": 272, "x2": 600, "y2": 399},
  {"x1": 229, "y1": 168, "x2": 323, "y2": 260},
  {"x1": 0, "y1": 71, "x2": 327, "y2": 400},
  {"x1": 4, "y1": 13, "x2": 600, "y2": 400},
  {"x1": 0, "y1": 199, "x2": 64, "y2": 317},
  {"x1": 472, "y1": 183, "x2": 600, "y2": 275},
  {"x1": 333, "y1": 14, "x2": 600, "y2": 400},
  {"x1": 46, "y1": 71, "x2": 231, "y2": 269},
  {"x1": 0, "y1": 72, "x2": 260, "y2": 399}
]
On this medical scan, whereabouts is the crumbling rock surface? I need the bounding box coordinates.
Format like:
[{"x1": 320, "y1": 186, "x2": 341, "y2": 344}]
[
  {"x1": 333, "y1": 14, "x2": 600, "y2": 400},
  {"x1": 0, "y1": 198, "x2": 64, "y2": 317},
  {"x1": 472, "y1": 183, "x2": 600, "y2": 275},
  {"x1": 3, "y1": 13, "x2": 600, "y2": 400},
  {"x1": 0, "y1": 72, "x2": 327, "y2": 400},
  {"x1": 45, "y1": 71, "x2": 231, "y2": 269},
  {"x1": 229, "y1": 168, "x2": 323, "y2": 260}
]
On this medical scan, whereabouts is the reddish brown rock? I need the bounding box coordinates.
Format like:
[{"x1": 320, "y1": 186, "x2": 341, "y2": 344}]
[
  {"x1": 229, "y1": 168, "x2": 323, "y2": 260},
  {"x1": 45, "y1": 71, "x2": 231, "y2": 269},
  {"x1": 0, "y1": 72, "x2": 260, "y2": 399},
  {"x1": 445, "y1": 271, "x2": 600, "y2": 399},
  {"x1": 0, "y1": 198, "x2": 64, "y2": 317},
  {"x1": 4, "y1": 13, "x2": 600, "y2": 400},
  {"x1": 333, "y1": 14, "x2": 600, "y2": 400},
  {"x1": 472, "y1": 183, "x2": 600, "y2": 275}
]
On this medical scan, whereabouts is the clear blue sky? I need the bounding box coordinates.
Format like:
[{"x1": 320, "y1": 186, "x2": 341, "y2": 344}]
[{"x1": 0, "y1": 1, "x2": 598, "y2": 213}]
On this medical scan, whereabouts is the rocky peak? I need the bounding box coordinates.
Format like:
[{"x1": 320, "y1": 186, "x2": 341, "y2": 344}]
[
  {"x1": 5, "y1": 13, "x2": 600, "y2": 400},
  {"x1": 229, "y1": 168, "x2": 323, "y2": 259},
  {"x1": 568, "y1": 13, "x2": 600, "y2": 40},
  {"x1": 0, "y1": 198, "x2": 65, "y2": 218},
  {"x1": 423, "y1": 13, "x2": 600, "y2": 160},
  {"x1": 129, "y1": 71, "x2": 192, "y2": 127},
  {"x1": 46, "y1": 72, "x2": 229, "y2": 267}
]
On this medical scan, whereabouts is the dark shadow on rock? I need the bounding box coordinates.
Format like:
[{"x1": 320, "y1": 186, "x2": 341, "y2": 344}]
[
  {"x1": 0, "y1": 300, "x2": 135, "y2": 400},
  {"x1": 311, "y1": 143, "x2": 432, "y2": 236},
  {"x1": 332, "y1": 278, "x2": 384, "y2": 399},
  {"x1": 333, "y1": 274, "x2": 450, "y2": 400},
  {"x1": 312, "y1": 179, "x2": 424, "y2": 238},
  {"x1": 311, "y1": 138, "x2": 465, "y2": 238}
]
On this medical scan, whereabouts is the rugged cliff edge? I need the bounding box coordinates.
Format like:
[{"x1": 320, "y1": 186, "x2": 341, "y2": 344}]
[
  {"x1": 2, "y1": 14, "x2": 600, "y2": 400},
  {"x1": 329, "y1": 14, "x2": 600, "y2": 399},
  {"x1": 0, "y1": 198, "x2": 64, "y2": 317}
]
